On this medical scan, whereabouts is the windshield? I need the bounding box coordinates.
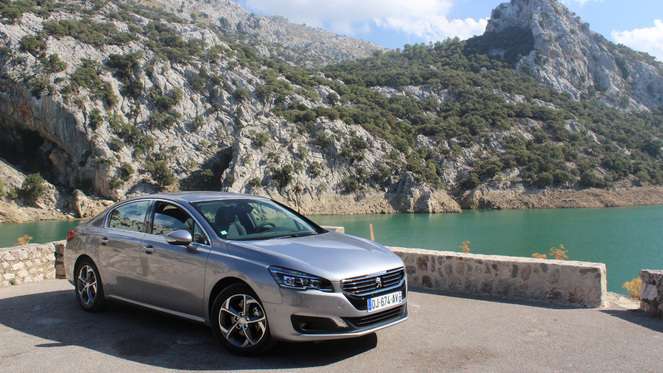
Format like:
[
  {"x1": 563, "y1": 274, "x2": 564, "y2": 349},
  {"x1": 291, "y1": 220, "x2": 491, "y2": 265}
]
[{"x1": 191, "y1": 199, "x2": 321, "y2": 241}]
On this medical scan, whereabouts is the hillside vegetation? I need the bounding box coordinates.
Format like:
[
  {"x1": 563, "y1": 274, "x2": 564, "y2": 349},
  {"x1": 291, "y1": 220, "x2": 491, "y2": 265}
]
[{"x1": 276, "y1": 38, "x2": 663, "y2": 190}]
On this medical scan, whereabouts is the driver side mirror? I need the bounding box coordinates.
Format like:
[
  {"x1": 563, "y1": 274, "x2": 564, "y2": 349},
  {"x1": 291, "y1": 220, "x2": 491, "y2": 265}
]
[{"x1": 165, "y1": 229, "x2": 193, "y2": 246}]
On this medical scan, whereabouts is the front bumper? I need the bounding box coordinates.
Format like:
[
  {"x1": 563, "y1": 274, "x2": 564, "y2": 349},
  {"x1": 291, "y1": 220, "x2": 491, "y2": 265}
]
[{"x1": 263, "y1": 283, "x2": 408, "y2": 342}]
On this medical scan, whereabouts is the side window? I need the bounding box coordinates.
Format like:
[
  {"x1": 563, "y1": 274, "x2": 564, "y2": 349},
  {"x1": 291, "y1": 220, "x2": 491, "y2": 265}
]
[
  {"x1": 108, "y1": 201, "x2": 150, "y2": 232},
  {"x1": 151, "y1": 202, "x2": 209, "y2": 245}
]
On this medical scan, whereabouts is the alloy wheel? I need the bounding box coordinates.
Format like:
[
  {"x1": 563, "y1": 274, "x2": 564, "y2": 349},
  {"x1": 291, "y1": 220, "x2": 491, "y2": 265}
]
[
  {"x1": 77, "y1": 264, "x2": 98, "y2": 307},
  {"x1": 218, "y1": 293, "x2": 267, "y2": 348}
]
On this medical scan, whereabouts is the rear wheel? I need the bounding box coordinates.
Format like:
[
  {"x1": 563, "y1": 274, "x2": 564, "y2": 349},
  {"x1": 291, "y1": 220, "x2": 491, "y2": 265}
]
[
  {"x1": 75, "y1": 258, "x2": 108, "y2": 312},
  {"x1": 211, "y1": 284, "x2": 273, "y2": 356}
]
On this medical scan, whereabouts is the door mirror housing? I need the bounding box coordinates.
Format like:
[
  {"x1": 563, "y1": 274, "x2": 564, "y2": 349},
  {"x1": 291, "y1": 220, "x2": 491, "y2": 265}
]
[{"x1": 165, "y1": 230, "x2": 193, "y2": 246}]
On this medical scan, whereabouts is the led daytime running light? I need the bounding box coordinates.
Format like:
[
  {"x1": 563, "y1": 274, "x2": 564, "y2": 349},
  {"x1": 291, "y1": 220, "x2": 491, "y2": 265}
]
[{"x1": 269, "y1": 266, "x2": 332, "y2": 292}]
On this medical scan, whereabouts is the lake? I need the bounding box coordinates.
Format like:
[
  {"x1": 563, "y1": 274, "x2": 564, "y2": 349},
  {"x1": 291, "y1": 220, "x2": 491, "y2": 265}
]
[
  {"x1": 3, "y1": 206, "x2": 662, "y2": 294},
  {"x1": 311, "y1": 206, "x2": 663, "y2": 294},
  {"x1": 0, "y1": 220, "x2": 81, "y2": 248}
]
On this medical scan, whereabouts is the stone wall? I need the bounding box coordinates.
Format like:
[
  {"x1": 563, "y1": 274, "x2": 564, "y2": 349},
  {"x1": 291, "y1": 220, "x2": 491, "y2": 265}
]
[
  {"x1": 390, "y1": 247, "x2": 607, "y2": 307},
  {"x1": 0, "y1": 240, "x2": 66, "y2": 286},
  {"x1": 640, "y1": 270, "x2": 663, "y2": 318},
  {"x1": 0, "y1": 239, "x2": 610, "y2": 309}
]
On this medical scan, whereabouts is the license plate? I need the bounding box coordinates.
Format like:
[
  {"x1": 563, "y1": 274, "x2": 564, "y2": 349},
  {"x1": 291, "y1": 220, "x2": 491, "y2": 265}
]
[{"x1": 367, "y1": 291, "x2": 402, "y2": 312}]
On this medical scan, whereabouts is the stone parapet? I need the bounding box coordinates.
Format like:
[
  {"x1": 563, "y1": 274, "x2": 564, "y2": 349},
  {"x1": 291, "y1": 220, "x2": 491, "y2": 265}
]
[
  {"x1": 390, "y1": 247, "x2": 607, "y2": 307},
  {"x1": 1, "y1": 240, "x2": 66, "y2": 286},
  {"x1": 640, "y1": 269, "x2": 663, "y2": 318}
]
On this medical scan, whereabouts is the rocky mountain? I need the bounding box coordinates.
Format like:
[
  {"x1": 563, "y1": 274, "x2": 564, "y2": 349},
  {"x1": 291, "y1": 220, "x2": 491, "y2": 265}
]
[
  {"x1": 484, "y1": 0, "x2": 663, "y2": 110},
  {"x1": 155, "y1": 0, "x2": 384, "y2": 67},
  {"x1": 0, "y1": 0, "x2": 662, "y2": 223}
]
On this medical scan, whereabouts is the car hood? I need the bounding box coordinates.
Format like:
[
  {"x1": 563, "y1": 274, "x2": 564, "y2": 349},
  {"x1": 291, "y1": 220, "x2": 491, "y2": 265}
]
[{"x1": 226, "y1": 232, "x2": 403, "y2": 280}]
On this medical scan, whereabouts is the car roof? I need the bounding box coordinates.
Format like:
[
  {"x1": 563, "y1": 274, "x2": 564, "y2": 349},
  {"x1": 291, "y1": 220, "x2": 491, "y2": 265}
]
[{"x1": 122, "y1": 191, "x2": 271, "y2": 204}]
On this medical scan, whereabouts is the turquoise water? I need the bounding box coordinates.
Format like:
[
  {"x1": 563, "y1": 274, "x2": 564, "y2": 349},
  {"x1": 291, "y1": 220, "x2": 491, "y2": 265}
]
[
  {"x1": 3, "y1": 206, "x2": 663, "y2": 294},
  {"x1": 310, "y1": 206, "x2": 663, "y2": 294},
  {"x1": 0, "y1": 220, "x2": 81, "y2": 248}
]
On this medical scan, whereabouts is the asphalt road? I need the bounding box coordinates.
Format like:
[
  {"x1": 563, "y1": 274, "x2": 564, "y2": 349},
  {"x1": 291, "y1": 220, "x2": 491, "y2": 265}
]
[{"x1": 1, "y1": 280, "x2": 661, "y2": 372}]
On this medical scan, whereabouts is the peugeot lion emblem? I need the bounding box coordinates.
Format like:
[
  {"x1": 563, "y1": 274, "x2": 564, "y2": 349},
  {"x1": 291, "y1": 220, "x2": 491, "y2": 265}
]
[{"x1": 375, "y1": 276, "x2": 382, "y2": 288}]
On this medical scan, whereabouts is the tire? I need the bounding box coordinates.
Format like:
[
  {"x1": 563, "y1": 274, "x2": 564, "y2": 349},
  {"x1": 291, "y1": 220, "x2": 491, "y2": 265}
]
[
  {"x1": 74, "y1": 258, "x2": 108, "y2": 312},
  {"x1": 211, "y1": 284, "x2": 273, "y2": 356}
]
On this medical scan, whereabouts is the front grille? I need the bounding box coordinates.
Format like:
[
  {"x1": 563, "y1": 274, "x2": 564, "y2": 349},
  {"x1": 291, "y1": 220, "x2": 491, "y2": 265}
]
[
  {"x1": 344, "y1": 305, "x2": 406, "y2": 328},
  {"x1": 341, "y1": 267, "x2": 405, "y2": 296}
]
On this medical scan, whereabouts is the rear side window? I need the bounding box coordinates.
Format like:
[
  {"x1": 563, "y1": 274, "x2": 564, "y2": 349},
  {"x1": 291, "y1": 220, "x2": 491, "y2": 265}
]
[{"x1": 108, "y1": 200, "x2": 150, "y2": 232}]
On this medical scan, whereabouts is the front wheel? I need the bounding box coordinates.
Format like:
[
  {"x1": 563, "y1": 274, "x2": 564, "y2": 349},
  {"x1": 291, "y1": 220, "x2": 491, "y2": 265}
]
[
  {"x1": 75, "y1": 258, "x2": 108, "y2": 312},
  {"x1": 211, "y1": 284, "x2": 273, "y2": 356}
]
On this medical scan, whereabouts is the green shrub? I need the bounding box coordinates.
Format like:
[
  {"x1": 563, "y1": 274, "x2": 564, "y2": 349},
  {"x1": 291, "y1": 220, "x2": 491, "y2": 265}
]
[
  {"x1": 252, "y1": 132, "x2": 270, "y2": 148},
  {"x1": 271, "y1": 165, "x2": 293, "y2": 189},
  {"x1": 106, "y1": 53, "x2": 143, "y2": 99},
  {"x1": 109, "y1": 137, "x2": 124, "y2": 151},
  {"x1": 248, "y1": 177, "x2": 262, "y2": 188},
  {"x1": 43, "y1": 19, "x2": 138, "y2": 47},
  {"x1": 233, "y1": 87, "x2": 250, "y2": 103},
  {"x1": 2, "y1": 7, "x2": 23, "y2": 23},
  {"x1": 21, "y1": 173, "x2": 47, "y2": 200},
  {"x1": 343, "y1": 176, "x2": 359, "y2": 192},
  {"x1": 145, "y1": 160, "x2": 174, "y2": 186},
  {"x1": 45, "y1": 54, "x2": 68, "y2": 73},
  {"x1": 309, "y1": 161, "x2": 322, "y2": 177},
  {"x1": 88, "y1": 108, "x2": 104, "y2": 130},
  {"x1": 69, "y1": 59, "x2": 118, "y2": 107},
  {"x1": 579, "y1": 171, "x2": 605, "y2": 188},
  {"x1": 461, "y1": 173, "x2": 481, "y2": 189},
  {"x1": 148, "y1": 112, "x2": 177, "y2": 129},
  {"x1": 117, "y1": 162, "x2": 134, "y2": 181},
  {"x1": 19, "y1": 35, "x2": 46, "y2": 55}
]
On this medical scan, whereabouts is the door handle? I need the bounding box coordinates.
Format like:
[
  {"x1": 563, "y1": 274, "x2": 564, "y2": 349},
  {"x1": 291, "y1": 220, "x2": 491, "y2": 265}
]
[
  {"x1": 144, "y1": 245, "x2": 156, "y2": 254},
  {"x1": 100, "y1": 237, "x2": 109, "y2": 246}
]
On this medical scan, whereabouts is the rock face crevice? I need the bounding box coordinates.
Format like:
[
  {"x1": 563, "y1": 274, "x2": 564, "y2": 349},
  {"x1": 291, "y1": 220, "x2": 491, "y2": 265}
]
[{"x1": 0, "y1": 79, "x2": 95, "y2": 186}]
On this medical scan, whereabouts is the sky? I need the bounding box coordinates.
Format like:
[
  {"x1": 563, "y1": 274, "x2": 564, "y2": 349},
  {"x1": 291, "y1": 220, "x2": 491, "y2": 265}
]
[{"x1": 234, "y1": 0, "x2": 663, "y2": 62}]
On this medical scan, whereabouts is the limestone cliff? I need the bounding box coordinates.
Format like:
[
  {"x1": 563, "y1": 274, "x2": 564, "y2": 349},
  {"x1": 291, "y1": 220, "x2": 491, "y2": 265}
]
[{"x1": 486, "y1": 0, "x2": 663, "y2": 109}]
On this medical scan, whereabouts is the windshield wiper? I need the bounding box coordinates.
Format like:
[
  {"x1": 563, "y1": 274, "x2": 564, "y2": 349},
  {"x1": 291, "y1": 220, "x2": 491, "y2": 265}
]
[{"x1": 273, "y1": 232, "x2": 316, "y2": 239}]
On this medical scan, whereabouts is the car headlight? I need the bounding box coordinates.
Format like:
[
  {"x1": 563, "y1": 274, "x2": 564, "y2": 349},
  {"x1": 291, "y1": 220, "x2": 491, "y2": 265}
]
[{"x1": 269, "y1": 266, "x2": 333, "y2": 292}]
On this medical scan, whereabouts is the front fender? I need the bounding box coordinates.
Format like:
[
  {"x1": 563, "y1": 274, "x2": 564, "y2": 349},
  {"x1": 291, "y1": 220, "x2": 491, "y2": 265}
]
[{"x1": 203, "y1": 248, "x2": 283, "y2": 321}]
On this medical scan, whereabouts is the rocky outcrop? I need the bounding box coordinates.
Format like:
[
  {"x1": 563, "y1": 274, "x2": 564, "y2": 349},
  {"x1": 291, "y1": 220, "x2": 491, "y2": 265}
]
[
  {"x1": 70, "y1": 190, "x2": 113, "y2": 218},
  {"x1": 487, "y1": 0, "x2": 663, "y2": 109},
  {"x1": 0, "y1": 159, "x2": 110, "y2": 223}
]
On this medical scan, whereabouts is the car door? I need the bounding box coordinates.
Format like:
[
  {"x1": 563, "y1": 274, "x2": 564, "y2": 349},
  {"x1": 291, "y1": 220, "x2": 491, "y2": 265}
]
[
  {"x1": 140, "y1": 200, "x2": 211, "y2": 318},
  {"x1": 99, "y1": 199, "x2": 150, "y2": 302}
]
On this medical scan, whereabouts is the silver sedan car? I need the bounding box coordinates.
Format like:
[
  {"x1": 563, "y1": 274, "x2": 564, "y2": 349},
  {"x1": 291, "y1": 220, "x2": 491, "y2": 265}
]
[{"x1": 64, "y1": 192, "x2": 407, "y2": 355}]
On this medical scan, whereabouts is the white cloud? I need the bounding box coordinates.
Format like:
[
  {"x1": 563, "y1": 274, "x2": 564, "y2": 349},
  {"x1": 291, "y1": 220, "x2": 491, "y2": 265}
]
[
  {"x1": 612, "y1": 20, "x2": 663, "y2": 62},
  {"x1": 240, "y1": 0, "x2": 487, "y2": 41}
]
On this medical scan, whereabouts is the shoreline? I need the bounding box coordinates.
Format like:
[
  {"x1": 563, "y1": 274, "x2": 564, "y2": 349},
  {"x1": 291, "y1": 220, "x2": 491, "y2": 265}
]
[
  {"x1": 3, "y1": 185, "x2": 663, "y2": 223},
  {"x1": 459, "y1": 185, "x2": 663, "y2": 210}
]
